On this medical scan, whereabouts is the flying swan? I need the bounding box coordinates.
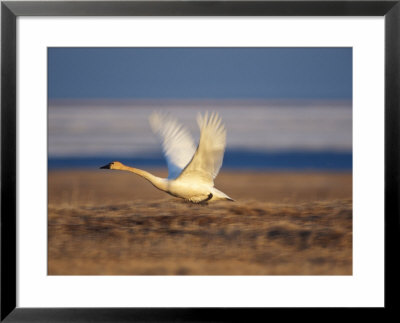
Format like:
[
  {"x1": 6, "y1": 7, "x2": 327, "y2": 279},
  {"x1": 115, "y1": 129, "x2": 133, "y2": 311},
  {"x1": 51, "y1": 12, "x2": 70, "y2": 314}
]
[{"x1": 100, "y1": 111, "x2": 233, "y2": 203}]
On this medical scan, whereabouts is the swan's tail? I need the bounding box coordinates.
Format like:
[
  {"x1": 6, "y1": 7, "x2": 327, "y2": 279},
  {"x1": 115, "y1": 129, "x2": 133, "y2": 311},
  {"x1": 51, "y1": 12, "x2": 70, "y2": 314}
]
[{"x1": 211, "y1": 188, "x2": 235, "y2": 202}]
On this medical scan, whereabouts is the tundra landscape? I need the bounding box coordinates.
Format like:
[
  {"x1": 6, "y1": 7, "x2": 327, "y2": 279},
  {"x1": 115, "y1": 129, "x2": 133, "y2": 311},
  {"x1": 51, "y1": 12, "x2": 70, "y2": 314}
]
[
  {"x1": 48, "y1": 170, "x2": 352, "y2": 275},
  {"x1": 47, "y1": 48, "x2": 353, "y2": 276}
]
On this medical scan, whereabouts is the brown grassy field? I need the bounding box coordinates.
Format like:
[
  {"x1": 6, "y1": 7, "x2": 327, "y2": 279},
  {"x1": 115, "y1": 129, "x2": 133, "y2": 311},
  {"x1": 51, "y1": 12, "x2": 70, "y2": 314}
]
[{"x1": 48, "y1": 170, "x2": 352, "y2": 275}]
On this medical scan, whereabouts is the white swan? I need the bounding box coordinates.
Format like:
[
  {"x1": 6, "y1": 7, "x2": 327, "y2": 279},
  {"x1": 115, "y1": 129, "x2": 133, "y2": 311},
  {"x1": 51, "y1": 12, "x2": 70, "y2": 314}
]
[{"x1": 100, "y1": 111, "x2": 234, "y2": 203}]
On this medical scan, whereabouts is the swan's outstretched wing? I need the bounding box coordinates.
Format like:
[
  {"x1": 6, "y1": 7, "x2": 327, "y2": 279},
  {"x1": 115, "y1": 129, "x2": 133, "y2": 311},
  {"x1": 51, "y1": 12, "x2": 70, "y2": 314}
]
[
  {"x1": 149, "y1": 112, "x2": 196, "y2": 179},
  {"x1": 177, "y1": 112, "x2": 226, "y2": 185}
]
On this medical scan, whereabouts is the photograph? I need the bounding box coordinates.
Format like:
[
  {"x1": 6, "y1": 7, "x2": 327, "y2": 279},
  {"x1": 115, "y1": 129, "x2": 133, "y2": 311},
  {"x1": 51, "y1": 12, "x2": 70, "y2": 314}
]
[{"x1": 47, "y1": 47, "x2": 352, "y2": 275}]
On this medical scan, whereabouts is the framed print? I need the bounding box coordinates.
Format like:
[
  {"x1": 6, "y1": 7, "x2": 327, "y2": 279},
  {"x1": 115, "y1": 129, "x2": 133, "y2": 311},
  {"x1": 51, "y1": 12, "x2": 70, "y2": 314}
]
[{"x1": 1, "y1": 0, "x2": 399, "y2": 321}]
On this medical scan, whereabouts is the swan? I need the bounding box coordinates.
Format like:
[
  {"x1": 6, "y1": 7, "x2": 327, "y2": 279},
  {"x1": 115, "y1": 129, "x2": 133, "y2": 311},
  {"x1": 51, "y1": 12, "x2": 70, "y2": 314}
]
[{"x1": 100, "y1": 111, "x2": 234, "y2": 203}]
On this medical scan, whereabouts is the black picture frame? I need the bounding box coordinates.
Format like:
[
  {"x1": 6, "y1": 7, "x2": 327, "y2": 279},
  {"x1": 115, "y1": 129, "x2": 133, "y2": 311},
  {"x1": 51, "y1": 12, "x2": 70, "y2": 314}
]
[{"x1": 1, "y1": 0, "x2": 399, "y2": 321}]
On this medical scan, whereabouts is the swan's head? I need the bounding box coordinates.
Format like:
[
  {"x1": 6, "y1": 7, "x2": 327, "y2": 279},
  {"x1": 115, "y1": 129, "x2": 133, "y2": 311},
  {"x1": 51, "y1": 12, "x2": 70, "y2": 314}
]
[{"x1": 100, "y1": 161, "x2": 123, "y2": 170}]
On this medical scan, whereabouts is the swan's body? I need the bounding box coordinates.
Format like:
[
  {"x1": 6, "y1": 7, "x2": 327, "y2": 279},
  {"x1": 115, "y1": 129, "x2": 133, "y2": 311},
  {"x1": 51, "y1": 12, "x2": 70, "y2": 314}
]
[{"x1": 100, "y1": 112, "x2": 233, "y2": 203}]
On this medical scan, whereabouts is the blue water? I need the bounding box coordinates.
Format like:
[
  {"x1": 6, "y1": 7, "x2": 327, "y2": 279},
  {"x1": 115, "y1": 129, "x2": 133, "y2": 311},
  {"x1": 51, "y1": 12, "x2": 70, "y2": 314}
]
[{"x1": 48, "y1": 150, "x2": 352, "y2": 171}]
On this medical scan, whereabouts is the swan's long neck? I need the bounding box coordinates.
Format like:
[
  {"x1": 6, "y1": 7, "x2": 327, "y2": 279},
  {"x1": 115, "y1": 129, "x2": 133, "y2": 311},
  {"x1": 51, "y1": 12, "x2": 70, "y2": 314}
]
[{"x1": 118, "y1": 165, "x2": 168, "y2": 191}]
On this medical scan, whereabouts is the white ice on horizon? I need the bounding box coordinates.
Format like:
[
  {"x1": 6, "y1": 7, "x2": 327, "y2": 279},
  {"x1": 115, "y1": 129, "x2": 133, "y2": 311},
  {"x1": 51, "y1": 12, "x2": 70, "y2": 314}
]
[{"x1": 48, "y1": 101, "x2": 352, "y2": 158}]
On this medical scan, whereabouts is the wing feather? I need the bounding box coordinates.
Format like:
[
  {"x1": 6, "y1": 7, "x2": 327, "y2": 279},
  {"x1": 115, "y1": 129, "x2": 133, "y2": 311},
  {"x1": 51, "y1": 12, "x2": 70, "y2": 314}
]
[
  {"x1": 149, "y1": 112, "x2": 196, "y2": 179},
  {"x1": 177, "y1": 111, "x2": 226, "y2": 185}
]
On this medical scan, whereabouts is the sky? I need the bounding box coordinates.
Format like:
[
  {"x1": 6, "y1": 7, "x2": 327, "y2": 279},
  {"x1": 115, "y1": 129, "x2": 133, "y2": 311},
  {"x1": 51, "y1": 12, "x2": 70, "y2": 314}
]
[{"x1": 48, "y1": 47, "x2": 352, "y2": 100}]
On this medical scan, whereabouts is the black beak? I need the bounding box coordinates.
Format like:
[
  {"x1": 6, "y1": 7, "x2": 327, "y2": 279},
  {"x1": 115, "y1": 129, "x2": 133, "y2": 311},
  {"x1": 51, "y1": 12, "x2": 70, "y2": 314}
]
[{"x1": 100, "y1": 163, "x2": 111, "y2": 169}]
